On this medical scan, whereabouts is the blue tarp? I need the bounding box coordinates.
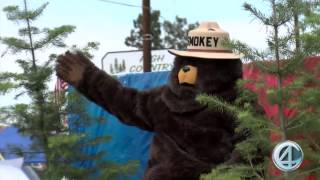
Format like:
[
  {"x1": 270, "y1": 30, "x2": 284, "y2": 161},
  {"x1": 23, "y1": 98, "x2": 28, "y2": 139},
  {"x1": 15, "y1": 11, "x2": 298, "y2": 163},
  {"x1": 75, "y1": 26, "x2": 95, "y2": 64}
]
[
  {"x1": 74, "y1": 71, "x2": 170, "y2": 179},
  {"x1": 0, "y1": 127, "x2": 45, "y2": 164}
]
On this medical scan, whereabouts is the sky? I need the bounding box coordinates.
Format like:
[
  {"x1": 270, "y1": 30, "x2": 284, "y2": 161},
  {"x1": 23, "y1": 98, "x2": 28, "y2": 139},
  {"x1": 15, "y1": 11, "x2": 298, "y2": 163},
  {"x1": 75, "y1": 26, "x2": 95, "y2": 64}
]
[{"x1": 0, "y1": 0, "x2": 271, "y2": 106}]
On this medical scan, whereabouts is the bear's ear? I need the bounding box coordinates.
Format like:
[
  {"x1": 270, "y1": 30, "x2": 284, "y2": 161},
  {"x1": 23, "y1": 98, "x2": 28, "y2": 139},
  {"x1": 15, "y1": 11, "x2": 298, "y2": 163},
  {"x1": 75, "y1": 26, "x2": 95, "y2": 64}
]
[{"x1": 178, "y1": 65, "x2": 198, "y2": 85}]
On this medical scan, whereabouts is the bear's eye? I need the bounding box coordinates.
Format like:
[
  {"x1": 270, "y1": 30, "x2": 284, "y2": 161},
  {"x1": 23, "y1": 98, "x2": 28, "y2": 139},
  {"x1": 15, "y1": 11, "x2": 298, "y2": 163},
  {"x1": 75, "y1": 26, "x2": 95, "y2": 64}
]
[{"x1": 182, "y1": 65, "x2": 190, "y2": 72}]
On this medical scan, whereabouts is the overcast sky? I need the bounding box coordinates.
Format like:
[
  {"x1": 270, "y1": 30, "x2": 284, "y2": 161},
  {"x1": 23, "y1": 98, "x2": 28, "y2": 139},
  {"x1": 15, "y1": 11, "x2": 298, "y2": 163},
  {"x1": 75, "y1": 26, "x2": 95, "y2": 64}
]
[{"x1": 0, "y1": 0, "x2": 271, "y2": 106}]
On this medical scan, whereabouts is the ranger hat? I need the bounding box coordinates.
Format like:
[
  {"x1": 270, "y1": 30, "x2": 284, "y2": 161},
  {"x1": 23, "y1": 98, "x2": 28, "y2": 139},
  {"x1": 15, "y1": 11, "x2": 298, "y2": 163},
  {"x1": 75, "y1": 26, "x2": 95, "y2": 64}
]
[{"x1": 168, "y1": 21, "x2": 241, "y2": 59}]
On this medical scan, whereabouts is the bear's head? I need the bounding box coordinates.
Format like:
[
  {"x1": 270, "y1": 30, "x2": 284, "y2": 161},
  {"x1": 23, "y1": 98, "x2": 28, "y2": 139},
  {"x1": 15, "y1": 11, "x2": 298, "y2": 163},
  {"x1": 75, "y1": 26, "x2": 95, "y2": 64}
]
[
  {"x1": 162, "y1": 21, "x2": 243, "y2": 113},
  {"x1": 169, "y1": 56, "x2": 242, "y2": 102}
]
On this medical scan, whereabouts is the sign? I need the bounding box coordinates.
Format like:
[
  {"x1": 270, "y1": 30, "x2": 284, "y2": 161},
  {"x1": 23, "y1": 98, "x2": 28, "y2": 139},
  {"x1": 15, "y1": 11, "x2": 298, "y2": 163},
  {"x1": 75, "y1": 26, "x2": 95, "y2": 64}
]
[
  {"x1": 101, "y1": 49, "x2": 175, "y2": 75},
  {"x1": 272, "y1": 140, "x2": 303, "y2": 172}
]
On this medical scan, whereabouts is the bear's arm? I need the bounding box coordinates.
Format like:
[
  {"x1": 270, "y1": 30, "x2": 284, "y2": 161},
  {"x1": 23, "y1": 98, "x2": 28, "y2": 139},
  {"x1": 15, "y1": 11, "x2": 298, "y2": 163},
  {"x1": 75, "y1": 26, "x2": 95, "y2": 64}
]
[{"x1": 75, "y1": 65, "x2": 155, "y2": 131}]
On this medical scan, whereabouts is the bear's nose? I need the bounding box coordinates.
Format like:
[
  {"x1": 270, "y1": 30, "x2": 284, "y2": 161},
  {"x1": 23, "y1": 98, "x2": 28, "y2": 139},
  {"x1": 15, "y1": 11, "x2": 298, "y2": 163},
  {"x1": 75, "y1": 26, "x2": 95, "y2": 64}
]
[{"x1": 182, "y1": 66, "x2": 190, "y2": 73}]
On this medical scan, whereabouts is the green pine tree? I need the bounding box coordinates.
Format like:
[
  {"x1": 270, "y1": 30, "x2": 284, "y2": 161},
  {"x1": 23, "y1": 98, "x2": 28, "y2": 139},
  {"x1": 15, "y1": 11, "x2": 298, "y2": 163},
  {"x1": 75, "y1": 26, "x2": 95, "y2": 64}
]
[
  {"x1": 200, "y1": 0, "x2": 320, "y2": 179},
  {"x1": 0, "y1": 1, "x2": 138, "y2": 179},
  {"x1": 125, "y1": 10, "x2": 198, "y2": 50},
  {"x1": 301, "y1": 1, "x2": 320, "y2": 55},
  {"x1": 48, "y1": 89, "x2": 138, "y2": 179},
  {"x1": 162, "y1": 16, "x2": 199, "y2": 49},
  {"x1": 0, "y1": 1, "x2": 75, "y2": 167},
  {"x1": 125, "y1": 10, "x2": 164, "y2": 49}
]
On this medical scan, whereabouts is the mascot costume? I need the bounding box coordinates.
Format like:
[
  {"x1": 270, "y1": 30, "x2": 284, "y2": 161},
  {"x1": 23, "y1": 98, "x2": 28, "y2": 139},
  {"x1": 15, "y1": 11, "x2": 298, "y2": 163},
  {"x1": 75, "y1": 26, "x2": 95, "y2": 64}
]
[{"x1": 56, "y1": 22, "x2": 244, "y2": 179}]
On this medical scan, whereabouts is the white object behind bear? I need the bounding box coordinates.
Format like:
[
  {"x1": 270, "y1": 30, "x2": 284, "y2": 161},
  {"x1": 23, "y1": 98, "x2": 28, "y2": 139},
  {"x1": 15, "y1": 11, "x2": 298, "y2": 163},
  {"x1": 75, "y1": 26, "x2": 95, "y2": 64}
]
[{"x1": 0, "y1": 158, "x2": 29, "y2": 180}]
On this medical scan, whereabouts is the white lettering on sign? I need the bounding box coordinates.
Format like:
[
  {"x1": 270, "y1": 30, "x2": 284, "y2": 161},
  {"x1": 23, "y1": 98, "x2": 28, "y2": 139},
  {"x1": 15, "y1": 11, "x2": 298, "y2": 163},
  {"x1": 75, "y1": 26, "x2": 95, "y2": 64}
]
[{"x1": 102, "y1": 49, "x2": 175, "y2": 75}]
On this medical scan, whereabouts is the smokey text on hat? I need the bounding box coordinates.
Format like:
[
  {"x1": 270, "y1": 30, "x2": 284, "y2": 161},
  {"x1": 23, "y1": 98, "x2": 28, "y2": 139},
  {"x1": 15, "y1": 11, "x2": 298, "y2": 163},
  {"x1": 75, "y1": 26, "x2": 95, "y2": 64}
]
[{"x1": 188, "y1": 36, "x2": 219, "y2": 48}]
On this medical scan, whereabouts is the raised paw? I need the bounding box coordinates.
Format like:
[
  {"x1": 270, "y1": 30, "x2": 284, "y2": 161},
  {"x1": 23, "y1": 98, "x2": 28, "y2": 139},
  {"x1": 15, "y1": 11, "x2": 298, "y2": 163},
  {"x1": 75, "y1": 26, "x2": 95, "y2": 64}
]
[{"x1": 56, "y1": 51, "x2": 93, "y2": 87}]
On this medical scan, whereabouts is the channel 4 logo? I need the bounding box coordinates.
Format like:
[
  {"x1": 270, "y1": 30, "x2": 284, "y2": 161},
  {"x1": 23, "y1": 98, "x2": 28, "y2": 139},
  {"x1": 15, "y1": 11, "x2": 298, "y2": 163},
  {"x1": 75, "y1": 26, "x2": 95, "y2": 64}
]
[{"x1": 272, "y1": 140, "x2": 304, "y2": 172}]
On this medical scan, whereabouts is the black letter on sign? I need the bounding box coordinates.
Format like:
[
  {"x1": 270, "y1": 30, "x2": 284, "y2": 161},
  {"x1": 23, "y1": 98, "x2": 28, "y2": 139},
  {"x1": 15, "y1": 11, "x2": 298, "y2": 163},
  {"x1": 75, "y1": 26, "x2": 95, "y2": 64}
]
[
  {"x1": 213, "y1": 37, "x2": 219, "y2": 47},
  {"x1": 206, "y1": 37, "x2": 212, "y2": 47},
  {"x1": 188, "y1": 36, "x2": 194, "y2": 46},
  {"x1": 194, "y1": 37, "x2": 199, "y2": 46},
  {"x1": 199, "y1": 36, "x2": 205, "y2": 46}
]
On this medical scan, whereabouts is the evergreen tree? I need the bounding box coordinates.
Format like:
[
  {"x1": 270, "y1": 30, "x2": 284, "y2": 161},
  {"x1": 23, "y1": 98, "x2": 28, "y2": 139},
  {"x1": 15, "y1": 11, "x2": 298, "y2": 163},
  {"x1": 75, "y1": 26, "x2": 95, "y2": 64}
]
[
  {"x1": 163, "y1": 16, "x2": 199, "y2": 49},
  {"x1": 0, "y1": 1, "x2": 137, "y2": 179},
  {"x1": 0, "y1": 1, "x2": 75, "y2": 164},
  {"x1": 301, "y1": 1, "x2": 320, "y2": 55},
  {"x1": 200, "y1": 0, "x2": 320, "y2": 179},
  {"x1": 125, "y1": 10, "x2": 163, "y2": 49},
  {"x1": 49, "y1": 88, "x2": 138, "y2": 179},
  {"x1": 125, "y1": 10, "x2": 198, "y2": 49}
]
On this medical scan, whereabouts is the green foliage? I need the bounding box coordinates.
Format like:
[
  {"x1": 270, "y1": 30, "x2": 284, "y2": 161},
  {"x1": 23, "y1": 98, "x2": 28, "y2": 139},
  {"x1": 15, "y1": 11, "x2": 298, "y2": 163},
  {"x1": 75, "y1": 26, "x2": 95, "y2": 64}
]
[
  {"x1": 163, "y1": 17, "x2": 199, "y2": 49},
  {"x1": 1, "y1": 7, "x2": 75, "y2": 57},
  {"x1": 0, "y1": 81, "x2": 19, "y2": 95},
  {"x1": 197, "y1": 86, "x2": 271, "y2": 179},
  {"x1": 1, "y1": 2, "x2": 75, "y2": 56},
  {"x1": 34, "y1": 25, "x2": 76, "y2": 49},
  {"x1": 200, "y1": 165, "x2": 242, "y2": 180},
  {"x1": 196, "y1": 94, "x2": 237, "y2": 115},
  {"x1": 70, "y1": 41, "x2": 100, "y2": 59},
  {"x1": 125, "y1": 10, "x2": 198, "y2": 49},
  {"x1": 101, "y1": 160, "x2": 139, "y2": 179},
  {"x1": 3, "y1": 3, "x2": 48, "y2": 21},
  {"x1": 125, "y1": 10, "x2": 163, "y2": 49},
  {"x1": 44, "y1": 91, "x2": 138, "y2": 179},
  {"x1": 302, "y1": 27, "x2": 320, "y2": 55},
  {"x1": 0, "y1": 1, "x2": 137, "y2": 179},
  {"x1": 300, "y1": 1, "x2": 320, "y2": 55},
  {"x1": 200, "y1": 163, "x2": 271, "y2": 180},
  {"x1": 1, "y1": 37, "x2": 31, "y2": 54},
  {"x1": 224, "y1": 40, "x2": 269, "y2": 63},
  {"x1": 201, "y1": 0, "x2": 320, "y2": 179}
]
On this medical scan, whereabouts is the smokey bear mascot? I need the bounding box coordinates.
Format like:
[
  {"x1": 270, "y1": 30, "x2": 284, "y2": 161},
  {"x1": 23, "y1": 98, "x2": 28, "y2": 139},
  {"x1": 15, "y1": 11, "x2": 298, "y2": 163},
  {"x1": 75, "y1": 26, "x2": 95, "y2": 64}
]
[{"x1": 56, "y1": 22, "x2": 245, "y2": 180}]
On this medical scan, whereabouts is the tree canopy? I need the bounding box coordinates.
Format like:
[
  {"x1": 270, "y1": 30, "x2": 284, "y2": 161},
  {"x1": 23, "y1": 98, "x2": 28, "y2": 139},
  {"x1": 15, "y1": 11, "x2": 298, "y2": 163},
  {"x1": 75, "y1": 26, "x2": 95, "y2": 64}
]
[{"x1": 125, "y1": 10, "x2": 198, "y2": 50}]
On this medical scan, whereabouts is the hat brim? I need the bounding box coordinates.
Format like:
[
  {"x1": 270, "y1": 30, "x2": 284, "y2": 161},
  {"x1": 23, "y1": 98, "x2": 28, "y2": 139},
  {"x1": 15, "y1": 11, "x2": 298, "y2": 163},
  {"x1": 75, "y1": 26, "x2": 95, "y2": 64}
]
[{"x1": 168, "y1": 49, "x2": 242, "y2": 60}]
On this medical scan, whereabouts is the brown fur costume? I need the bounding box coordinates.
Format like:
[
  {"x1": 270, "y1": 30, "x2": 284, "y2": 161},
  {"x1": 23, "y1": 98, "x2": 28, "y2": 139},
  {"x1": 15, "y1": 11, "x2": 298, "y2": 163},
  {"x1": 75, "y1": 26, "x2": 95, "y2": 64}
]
[{"x1": 56, "y1": 52, "x2": 243, "y2": 180}]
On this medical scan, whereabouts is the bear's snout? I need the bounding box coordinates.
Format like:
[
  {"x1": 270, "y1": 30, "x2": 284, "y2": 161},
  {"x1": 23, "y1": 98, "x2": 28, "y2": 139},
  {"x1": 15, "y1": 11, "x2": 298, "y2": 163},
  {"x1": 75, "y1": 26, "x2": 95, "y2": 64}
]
[{"x1": 178, "y1": 65, "x2": 198, "y2": 85}]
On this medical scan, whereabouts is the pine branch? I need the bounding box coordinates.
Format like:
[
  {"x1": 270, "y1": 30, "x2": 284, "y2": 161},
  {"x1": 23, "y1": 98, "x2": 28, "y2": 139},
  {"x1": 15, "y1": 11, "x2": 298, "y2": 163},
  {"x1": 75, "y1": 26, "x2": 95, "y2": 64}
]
[
  {"x1": 291, "y1": 165, "x2": 320, "y2": 178},
  {"x1": 100, "y1": 160, "x2": 139, "y2": 179},
  {"x1": 305, "y1": 134, "x2": 320, "y2": 151},
  {"x1": 3, "y1": 5, "x2": 22, "y2": 21},
  {"x1": 243, "y1": 3, "x2": 271, "y2": 25},
  {"x1": 0, "y1": 72, "x2": 24, "y2": 81},
  {"x1": 224, "y1": 40, "x2": 268, "y2": 62},
  {"x1": 14, "y1": 91, "x2": 26, "y2": 100},
  {"x1": 34, "y1": 25, "x2": 76, "y2": 49},
  {"x1": 196, "y1": 94, "x2": 237, "y2": 115},
  {"x1": 0, "y1": 82, "x2": 19, "y2": 95},
  {"x1": 18, "y1": 26, "x2": 41, "y2": 36},
  {"x1": 26, "y1": 2, "x2": 49, "y2": 21},
  {"x1": 1, "y1": 1, "x2": 123, "y2": 178},
  {"x1": 248, "y1": 158, "x2": 264, "y2": 180},
  {"x1": 3, "y1": 3, "x2": 49, "y2": 22},
  {"x1": 1, "y1": 37, "x2": 31, "y2": 53},
  {"x1": 271, "y1": 1, "x2": 292, "y2": 26}
]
